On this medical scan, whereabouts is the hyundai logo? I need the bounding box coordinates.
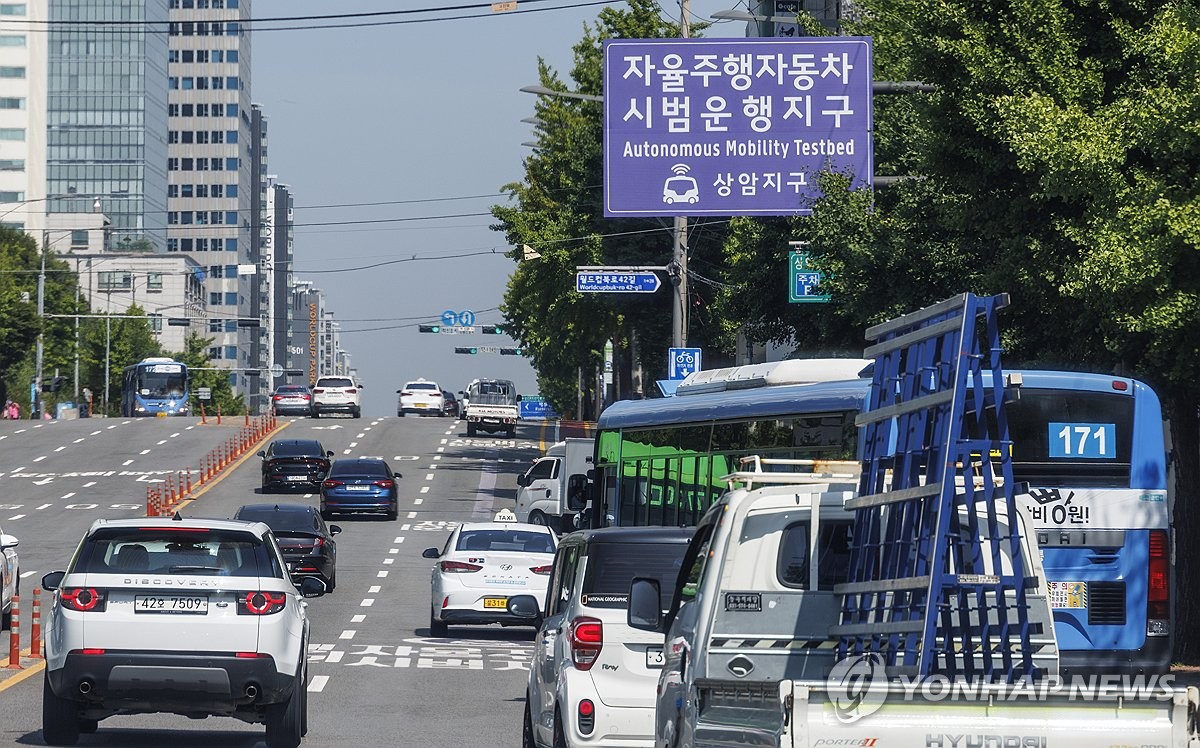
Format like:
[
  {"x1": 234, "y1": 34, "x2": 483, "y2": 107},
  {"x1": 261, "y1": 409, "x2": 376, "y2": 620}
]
[{"x1": 500, "y1": 564, "x2": 512, "y2": 571}]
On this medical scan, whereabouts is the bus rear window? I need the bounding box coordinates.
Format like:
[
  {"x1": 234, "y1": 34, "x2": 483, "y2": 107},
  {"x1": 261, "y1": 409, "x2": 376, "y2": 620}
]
[{"x1": 1004, "y1": 389, "x2": 1134, "y2": 487}]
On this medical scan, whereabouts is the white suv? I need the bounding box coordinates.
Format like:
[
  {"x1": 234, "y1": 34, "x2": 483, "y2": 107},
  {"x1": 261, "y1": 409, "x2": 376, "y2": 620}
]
[
  {"x1": 40, "y1": 517, "x2": 326, "y2": 747},
  {"x1": 312, "y1": 376, "x2": 362, "y2": 418},
  {"x1": 507, "y1": 527, "x2": 693, "y2": 748},
  {"x1": 1, "y1": 522, "x2": 18, "y2": 630}
]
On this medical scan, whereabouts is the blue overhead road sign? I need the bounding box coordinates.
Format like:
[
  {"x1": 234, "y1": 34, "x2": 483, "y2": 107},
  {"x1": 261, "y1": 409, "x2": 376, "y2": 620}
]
[{"x1": 576, "y1": 272, "x2": 661, "y2": 294}]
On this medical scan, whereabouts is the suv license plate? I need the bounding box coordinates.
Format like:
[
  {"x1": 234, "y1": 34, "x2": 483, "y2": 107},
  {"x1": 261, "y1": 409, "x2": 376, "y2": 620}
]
[
  {"x1": 483, "y1": 597, "x2": 508, "y2": 609},
  {"x1": 135, "y1": 595, "x2": 209, "y2": 614},
  {"x1": 646, "y1": 647, "x2": 665, "y2": 668}
]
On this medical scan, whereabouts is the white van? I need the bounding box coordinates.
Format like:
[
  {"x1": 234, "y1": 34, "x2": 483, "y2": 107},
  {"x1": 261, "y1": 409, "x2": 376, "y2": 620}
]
[{"x1": 515, "y1": 438, "x2": 593, "y2": 531}]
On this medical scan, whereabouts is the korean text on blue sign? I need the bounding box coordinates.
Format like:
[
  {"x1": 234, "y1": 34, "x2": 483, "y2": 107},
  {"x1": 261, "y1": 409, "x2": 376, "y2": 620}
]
[
  {"x1": 602, "y1": 38, "x2": 873, "y2": 217},
  {"x1": 1048, "y1": 423, "x2": 1116, "y2": 459}
]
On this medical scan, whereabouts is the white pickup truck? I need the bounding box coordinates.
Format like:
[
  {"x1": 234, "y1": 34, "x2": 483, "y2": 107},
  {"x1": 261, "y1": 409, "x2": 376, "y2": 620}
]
[
  {"x1": 627, "y1": 462, "x2": 1199, "y2": 748},
  {"x1": 463, "y1": 378, "x2": 520, "y2": 438}
]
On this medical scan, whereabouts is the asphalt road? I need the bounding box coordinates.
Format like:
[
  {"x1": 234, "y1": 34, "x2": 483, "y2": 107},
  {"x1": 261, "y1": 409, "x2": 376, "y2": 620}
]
[{"x1": 0, "y1": 413, "x2": 567, "y2": 747}]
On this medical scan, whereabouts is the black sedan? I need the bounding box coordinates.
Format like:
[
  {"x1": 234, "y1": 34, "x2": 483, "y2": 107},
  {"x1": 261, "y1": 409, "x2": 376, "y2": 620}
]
[
  {"x1": 259, "y1": 438, "x2": 334, "y2": 492},
  {"x1": 234, "y1": 503, "x2": 341, "y2": 591},
  {"x1": 442, "y1": 390, "x2": 460, "y2": 418}
]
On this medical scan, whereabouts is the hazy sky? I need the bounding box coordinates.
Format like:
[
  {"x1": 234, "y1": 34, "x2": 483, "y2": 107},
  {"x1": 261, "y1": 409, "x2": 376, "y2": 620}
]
[{"x1": 253, "y1": 1, "x2": 739, "y2": 416}]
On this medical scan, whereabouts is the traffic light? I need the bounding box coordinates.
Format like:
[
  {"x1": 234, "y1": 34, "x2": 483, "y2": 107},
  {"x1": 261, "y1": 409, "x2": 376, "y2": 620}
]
[
  {"x1": 454, "y1": 347, "x2": 478, "y2": 355},
  {"x1": 418, "y1": 324, "x2": 441, "y2": 334},
  {"x1": 237, "y1": 318, "x2": 260, "y2": 328},
  {"x1": 43, "y1": 375, "x2": 67, "y2": 393},
  {"x1": 481, "y1": 325, "x2": 505, "y2": 335},
  {"x1": 500, "y1": 348, "x2": 524, "y2": 356}
]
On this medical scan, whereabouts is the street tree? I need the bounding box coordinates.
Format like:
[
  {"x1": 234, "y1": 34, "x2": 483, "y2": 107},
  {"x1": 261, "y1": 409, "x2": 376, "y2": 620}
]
[{"x1": 167, "y1": 332, "x2": 244, "y2": 417}]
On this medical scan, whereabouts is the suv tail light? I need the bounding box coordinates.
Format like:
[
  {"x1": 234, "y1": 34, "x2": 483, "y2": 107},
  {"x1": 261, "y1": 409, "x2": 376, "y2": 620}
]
[
  {"x1": 529, "y1": 565, "x2": 553, "y2": 576},
  {"x1": 1147, "y1": 529, "x2": 1169, "y2": 635},
  {"x1": 569, "y1": 616, "x2": 603, "y2": 670},
  {"x1": 61, "y1": 587, "x2": 107, "y2": 613},
  {"x1": 237, "y1": 591, "x2": 287, "y2": 615},
  {"x1": 439, "y1": 560, "x2": 481, "y2": 574}
]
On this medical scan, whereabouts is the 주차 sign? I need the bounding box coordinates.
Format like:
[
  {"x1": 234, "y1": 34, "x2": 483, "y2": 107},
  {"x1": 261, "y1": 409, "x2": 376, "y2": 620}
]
[{"x1": 603, "y1": 38, "x2": 873, "y2": 217}]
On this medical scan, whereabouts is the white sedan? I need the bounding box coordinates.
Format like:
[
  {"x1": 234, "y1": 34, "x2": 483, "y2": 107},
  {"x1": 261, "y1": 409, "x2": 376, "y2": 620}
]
[
  {"x1": 1, "y1": 523, "x2": 17, "y2": 630},
  {"x1": 423, "y1": 510, "x2": 557, "y2": 637}
]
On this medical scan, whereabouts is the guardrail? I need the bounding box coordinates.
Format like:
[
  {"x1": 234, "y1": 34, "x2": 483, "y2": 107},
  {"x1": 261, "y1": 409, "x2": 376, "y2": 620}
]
[{"x1": 145, "y1": 413, "x2": 278, "y2": 516}]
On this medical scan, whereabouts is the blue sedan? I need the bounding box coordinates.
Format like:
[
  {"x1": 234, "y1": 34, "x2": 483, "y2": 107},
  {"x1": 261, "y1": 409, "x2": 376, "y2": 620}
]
[{"x1": 320, "y1": 457, "x2": 401, "y2": 521}]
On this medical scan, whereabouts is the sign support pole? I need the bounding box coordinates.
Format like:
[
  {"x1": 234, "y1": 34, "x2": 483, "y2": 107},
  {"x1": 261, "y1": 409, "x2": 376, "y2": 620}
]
[{"x1": 672, "y1": 0, "x2": 691, "y2": 350}]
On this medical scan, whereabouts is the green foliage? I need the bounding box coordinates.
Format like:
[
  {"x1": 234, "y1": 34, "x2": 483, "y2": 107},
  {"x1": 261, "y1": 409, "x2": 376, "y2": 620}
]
[
  {"x1": 167, "y1": 332, "x2": 244, "y2": 416},
  {"x1": 76, "y1": 305, "x2": 164, "y2": 416},
  {"x1": 493, "y1": 0, "x2": 730, "y2": 415}
]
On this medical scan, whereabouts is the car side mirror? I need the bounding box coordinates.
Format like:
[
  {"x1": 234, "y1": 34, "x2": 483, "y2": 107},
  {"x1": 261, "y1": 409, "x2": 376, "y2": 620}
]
[
  {"x1": 299, "y1": 576, "x2": 327, "y2": 598},
  {"x1": 422, "y1": 548, "x2": 439, "y2": 559},
  {"x1": 0, "y1": 534, "x2": 18, "y2": 550},
  {"x1": 329, "y1": 525, "x2": 342, "y2": 536},
  {"x1": 566, "y1": 474, "x2": 589, "y2": 511},
  {"x1": 506, "y1": 594, "x2": 541, "y2": 620},
  {"x1": 394, "y1": 471, "x2": 403, "y2": 480},
  {"x1": 628, "y1": 577, "x2": 663, "y2": 632},
  {"x1": 516, "y1": 394, "x2": 523, "y2": 402},
  {"x1": 516, "y1": 474, "x2": 531, "y2": 488},
  {"x1": 257, "y1": 451, "x2": 266, "y2": 458},
  {"x1": 42, "y1": 570, "x2": 65, "y2": 591},
  {"x1": 326, "y1": 451, "x2": 335, "y2": 458},
  {"x1": 358, "y1": 384, "x2": 365, "y2": 390}
]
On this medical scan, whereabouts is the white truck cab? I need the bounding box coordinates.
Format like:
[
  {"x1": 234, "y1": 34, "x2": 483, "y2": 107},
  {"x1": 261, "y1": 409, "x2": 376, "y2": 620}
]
[{"x1": 516, "y1": 438, "x2": 593, "y2": 532}]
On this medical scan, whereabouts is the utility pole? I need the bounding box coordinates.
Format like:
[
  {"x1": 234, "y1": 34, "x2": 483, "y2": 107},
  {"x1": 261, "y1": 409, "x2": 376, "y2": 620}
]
[
  {"x1": 32, "y1": 231, "x2": 47, "y2": 418},
  {"x1": 671, "y1": 0, "x2": 691, "y2": 349}
]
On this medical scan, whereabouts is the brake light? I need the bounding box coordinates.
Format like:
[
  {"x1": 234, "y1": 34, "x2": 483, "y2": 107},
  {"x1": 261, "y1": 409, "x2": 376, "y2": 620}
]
[
  {"x1": 237, "y1": 591, "x2": 287, "y2": 615},
  {"x1": 61, "y1": 588, "x2": 107, "y2": 612},
  {"x1": 569, "y1": 616, "x2": 603, "y2": 670},
  {"x1": 439, "y1": 560, "x2": 482, "y2": 574},
  {"x1": 1112, "y1": 380, "x2": 1129, "y2": 391},
  {"x1": 313, "y1": 388, "x2": 324, "y2": 394},
  {"x1": 273, "y1": 395, "x2": 283, "y2": 401},
  {"x1": 301, "y1": 394, "x2": 311, "y2": 400},
  {"x1": 235, "y1": 652, "x2": 267, "y2": 659},
  {"x1": 323, "y1": 479, "x2": 344, "y2": 489},
  {"x1": 1147, "y1": 530, "x2": 1169, "y2": 631},
  {"x1": 346, "y1": 388, "x2": 357, "y2": 394},
  {"x1": 530, "y1": 565, "x2": 553, "y2": 575},
  {"x1": 372, "y1": 479, "x2": 395, "y2": 489},
  {"x1": 80, "y1": 648, "x2": 106, "y2": 656}
]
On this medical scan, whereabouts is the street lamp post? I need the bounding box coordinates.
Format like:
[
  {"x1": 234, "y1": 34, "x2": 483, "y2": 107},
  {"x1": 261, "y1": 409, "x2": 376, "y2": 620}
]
[{"x1": 32, "y1": 231, "x2": 48, "y2": 418}]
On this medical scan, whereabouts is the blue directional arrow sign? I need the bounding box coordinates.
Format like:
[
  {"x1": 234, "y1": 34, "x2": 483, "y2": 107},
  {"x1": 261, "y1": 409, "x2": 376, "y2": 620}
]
[{"x1": 576, "y1": 271, "x2": 661, "y2": 294}]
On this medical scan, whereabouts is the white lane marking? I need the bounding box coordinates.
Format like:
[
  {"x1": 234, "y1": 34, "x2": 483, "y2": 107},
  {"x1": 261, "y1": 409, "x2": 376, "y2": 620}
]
[
  {"x1": 360, "y1": 599, "x2": 375, "y2": 607},
  {"x1": 377, "y1": 570, "x2": 388, "y2": 578},
  {"x1": 420, "y1": 487, "x2": 429, "y2": 494},
  {"x1": 394, "y1": 536, "x2": 404, "y2": 543},
  {"x1": 356, "y1": 433, "x2": 365, "y2": 439},
  {"x1": 414, "y1": 499, "x2": 423, "y2": 505},
  {"x1": 8, "y1": 514, "x2": 24, "y2": 521},
  {"x1": 83, "y1": 481, "x2": 96, "y2": 488},
  {"x1": 90, "y1": 430, "x2": 102, "y2": 436},
  {"x1": 304, "y1": 493, "x2": 313, "y2": 499},
  {"x1": 156, "y1": 440, "x2": 167, "y2": 446},
  {"x1": 436, "y1": 447, "x2": 444, "y2": 453},
  {"x1": 395, "y1": 537, "x2": 405, "y2": 543},
  {"x1": 139, "y1": 449, "x2": 151, "y2": 455},
  {"x1": 445, "y1": 430, "x2": 453, "y2": 435},
  {"x1": 73, "y1": 438, "x2": 85, "y2": 444},
  {"x1": 339, "y1": 630, "x2": 356, "y2": 640},
  {"x1": 11, "y1": 466, "x2": 23, "y2": 473},
  {"x1": 433, "y1": 455, "x2": 442, "y2": 461},
  {"x1": 32, "y1": 456, "x2": 46, "y2": 462},
  {"x1": 407, "y1": 511, "x2": 417, "y2": 519},
  {"x1": 388, "y1": 549, "x2": 399, "y2": 555},
  {"x1": 61, "y1": 492, "x2": 75, "y2": 500},
  {"x1": 424, "y1": 474, "x2": 434, "y2": 481},
  {"x1": 349, "y1": 442, "x2": 358, "y2": 448},
  {"x1": 363, "y1": 427, "x2": 372, "y2": 432},
  {"x1": 343, "y1": 449, "x2": 351, "y2": 455},
  {"x1": 383, "y1": 558, "x2": 394, "y2": 565},
  {"x1": 186, "y1": 426, "x2": 194, "y2": 430},
  {"x1": 439, "y1": 438, "x2": 447, "y2": 445},
  {"x1": 107, "y1": 425, "x2": 118, "y2": 429},
  {"x1": 122, "y1": 460, "x2": 134, "y2": 466},
  {"x1": 351, "y1": 614, "x2": 366, "y2": 623},
  {"x1": 0, "y1": 436, "x2": 6, "y2": 441},
  {"x1": 327, "y1": 651, "x2": 344, "y2": 664},
  {"x1": 308, "y1": 675, "x2": 330, "y2": 693},
  {"x1": 170, "y1": 432, "x2": 180, "y2": 438},
  {"x1": 368, "y1": 586, "x2": 381, "y2": 593},
  {"x1": 54, "y1": 447, "x2": 66, "y2": 452},
  {"x1": 20, "y1": 570, "x2": 36, "y2": 578},
  {"x1": 14, "y1": 429, "x2": 25, "y2": 434},
  {"x1": 36, "y1": 503, "x2": 51, "y2": 510}
]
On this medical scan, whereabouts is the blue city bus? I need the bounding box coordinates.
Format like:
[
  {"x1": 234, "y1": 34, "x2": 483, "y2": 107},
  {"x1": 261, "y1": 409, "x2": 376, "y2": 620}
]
[
  {"x1": 592, "y1": 365, "x2": 1170, "y2": 675},
  {"x1": 120, "y1": 357, "x2": 191, "y2": 417}
]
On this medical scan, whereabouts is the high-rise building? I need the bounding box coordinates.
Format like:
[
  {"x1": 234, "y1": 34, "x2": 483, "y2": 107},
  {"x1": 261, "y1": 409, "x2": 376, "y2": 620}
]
[
  {"x1": 166, "y1": 0, "x2": 252, "y2": 390},
  {"x1": 41, "y1": 0, "x2": 169, "y2": 249},
  {"x1": 260, "y1": 174, "x2": 293, "y2": 401},
  {"x1": 0, "y1": 1, "x2": 47, "y2": 232}
]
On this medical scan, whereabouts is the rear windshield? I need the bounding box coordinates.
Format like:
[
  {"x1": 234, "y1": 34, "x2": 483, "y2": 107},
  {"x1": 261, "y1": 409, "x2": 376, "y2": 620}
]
[
  {"x1": 330, "y1": 460, "x2": 389, "y2": 477},
  {"x1": 235, "y1": 508, "x2": 318, "y2": 533},
  {"x1": 272, "y1": 441, "x2": 323, "y2": 457},
  {"x1": 73, "y1": 528, "x2": 283, "y2": 579},
  {"x1": 318, "y1": 378, "x2": 353, "y2": 388},
  {"x1": 406, "y1": 382, "x2": 438, "y2": 391},
  {"x1": 456, "y1": 529, "x2": 555, "y2": 554},
  {"x1": 581, "y1": 541, "x2": 688, "y2": 609},
  {"x1": 276, "y1": 386, "x2": 308, "y2": 394}
]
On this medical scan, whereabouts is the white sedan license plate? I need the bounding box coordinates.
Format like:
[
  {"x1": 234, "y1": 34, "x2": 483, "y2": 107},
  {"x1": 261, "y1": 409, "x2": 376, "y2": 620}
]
[
  {"x1": 646, "y1": 647, "x2": 664, "y2": 668},
  {"x1": 134, "y1": 595, "x2": 208, "y2": 614}
]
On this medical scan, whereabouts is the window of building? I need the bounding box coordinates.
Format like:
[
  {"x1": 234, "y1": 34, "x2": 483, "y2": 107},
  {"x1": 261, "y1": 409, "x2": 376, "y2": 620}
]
[
  {"x1": 0, "y1": 5, "x2": 27, "y2": 17},
  {"x1": 167, "y1": 185, "x2": 178, "y2": 198},
  {"x1": 209, "y1": 131, "x2": 223, "y2": 143},
  {"x1": 0, "y1": 128, "x2": 23, "y2": 141},
  {"x1": 181, "y1": 104, "x2": 193, "y2": 116},
  {"x1": 226, "y1": 157, "x2": 239, "y2": 171},
  {"x1": 70, "y1": 230, "x2": 88, "y2": 248},
  {"x1": 168, "y1": 77, "x2": 179, "y2": 90},
  {"x1": 99, "y1": 272, "x2": 133, "y2": 292},
  {"x1": 168, "y1": 50, "x2": 179, "y2": 63},
  {"x1": 181, "y1": 158, "x2": 193, "y2": 171},
  {"x1": 167, "y1": 211, "x2": 179, "y2": 225},
  {"x1": 210, "y1": 158, "x2": 222, "y2": 171},
  {"x1": 208, "y1": 265, "x2": 223, "y2": 278},
  {"x1": 225, "y1": 211, "x2": 238, "y2": 225},
  {"x1": 0, "y1": 34, "x2": 24, "y2": 46},
  {"x1": 224, "y1": 264, "x2": 237, "y2": 277},
  {"x1": 221, "y1": 184, "x2": 235, "y2": 197},
  {"x1": 226, "y1": 49, "x2": 238, "y2": 62},
  {"x1": 193, "y1": 131, "x2": 207, "y2": 144},
  {"x1": 180, "y1": 238, "x2": 193, "y2": 251},
  {"x1": 226, "y1": 76, "x2": 239, "y2": 90},
  {"x1": 168, "y1": 104, "x2": 179, "y2": 116},
  {"x1": 0, "y1": 190, "x2": 21, "y2": 201},
  {"x1": 207, "y1": 211, "x2": 221, "y2": 224},
  {"x1": 195, "y1": 76, "x2": 209, "y2": 90},
  {"x1": 225, "y1": 130, "x2": 237, "y2": 144},
  {"x1": 167, "y1": 239, "x2": 179, "y2": 252},
  {"x1": 146, "y1": 273, "x2": 163, "y2": 292},
  {"x1": 225, "y1": 320, "x2": 237, "y2": 333},
  {"x1": 181, "y1": 77, "x2": 193, "y2": 90},
  {"x1": 209, "y1": 293, "x2": 222, "y2": 306},
  {"x1": 208, "y1": 346, "x2": 221, "y2": 359},
  {"x1": 167, "y1": 157, "x2": 179, "y2": 171},
  {"x1": 196, "y1": 103, "x2": 209, "y2": 116},
  {"x1": 195, "y1": 184, "x2": 208, "y2": 197},
  {"x1": 226, "y1": 238, "x2": 237, "y2": 252},
  {"x1": 224, "y1": 292, "x2": 238, "y2": 306},
  {"x1": 208, "y1": 320, "x2": 223, "y2": 333},
  {"x1": 148, "y1": 314, "x2": 162, "y2": 333},
  {"x1": 194, "y1": 211, "x2": 208, "y2": 225},
  {"x1": 0, "y1": 67, "x2": 25, "y2": 78},
  {"x1": 196, "y1": 159, "x2": 210, "y2": 172},
  {"x1": 227, "y1": 22, "x2": 241, "y2": 34},
  {"x1": 179, "y1": 211, "x2": 193, "y2": 224},
  {"x1": 225, "y1": 345, "x2": 237, "y2": 360},
  {"x1": 211, "y1": 50, "x2": 223, "y2": 63},
  {"x1": 0, "y1": 159, "x2": 22, "y2": 171},
  {"x1": 168, "y1": 131, "x2": 180, "y2": 144},
  {"x1": 226, "y1": 103, "x2": 238, "y2": 118},
  {"x1": 195, "y1": 50, "x2": 208, "y2": 63},
  {"x1": 181, "y1": 131, "x2": 192, "y2": 143},
  {"x1": 0, "y1": 98, "x2": 23, "y2": 109}
]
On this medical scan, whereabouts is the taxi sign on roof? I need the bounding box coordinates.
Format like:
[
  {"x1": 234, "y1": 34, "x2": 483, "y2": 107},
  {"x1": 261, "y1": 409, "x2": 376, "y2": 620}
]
[{"x1": 493, "y1": 509, "x2": 518, "y2": 523}]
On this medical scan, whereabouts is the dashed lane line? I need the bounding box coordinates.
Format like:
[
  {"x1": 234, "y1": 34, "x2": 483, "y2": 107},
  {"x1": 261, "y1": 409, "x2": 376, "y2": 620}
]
[
  {"x1": 420, "y1": 487, "x2": 429, "y2": 494},
  {"x1": 383, "y1": 559, "x2": 394, "y2": 565},
  {"x1": 122, "y1": 460, "x2": 134, "y2": 466},
  {"x1": 339, "y1": 630, "x2": 356, "y2": 640},
  {"x1": 377, "y1": 571, "x2": 388, "y2": 578},
  {"x1": 8, "y1": 514, "x2": 24, "y2": 521},
  {"x1": 369, "y1": 586, "x2": 381, "y2": 593},
  {"x1": 308, "y1": 675, "x2": 329, "y2": 693},
  {"x1": 360, "y1": 599, "x2": 374, "y2": 607},
  {"x1": 414, "y1": 498, "x2": 423, "y2": 505},
  {"x1": 32, "y1": 456, "x2": 45, "y2": 462},
  {"x1": 83, "y1": 481, "x2": 95, "y2": 488},
  {"x1": 351, "y1": 615, "x2": 366, "y2": 623},
  {"x1": 36, "y1": 504, "x2": 50, "y2": 510},
  {"x1": 61, "y1": 493, "x2": 74, "y2": 499}
]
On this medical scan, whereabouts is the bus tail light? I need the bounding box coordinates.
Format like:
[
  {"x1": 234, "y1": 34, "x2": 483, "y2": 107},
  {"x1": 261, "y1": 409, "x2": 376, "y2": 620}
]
[
  {"x1": 569, "y1": 617, "x2": 603, "y2": 671},
  {"x1": 1147, "y1": 529, "x2": 1169, "y2": 636}
]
